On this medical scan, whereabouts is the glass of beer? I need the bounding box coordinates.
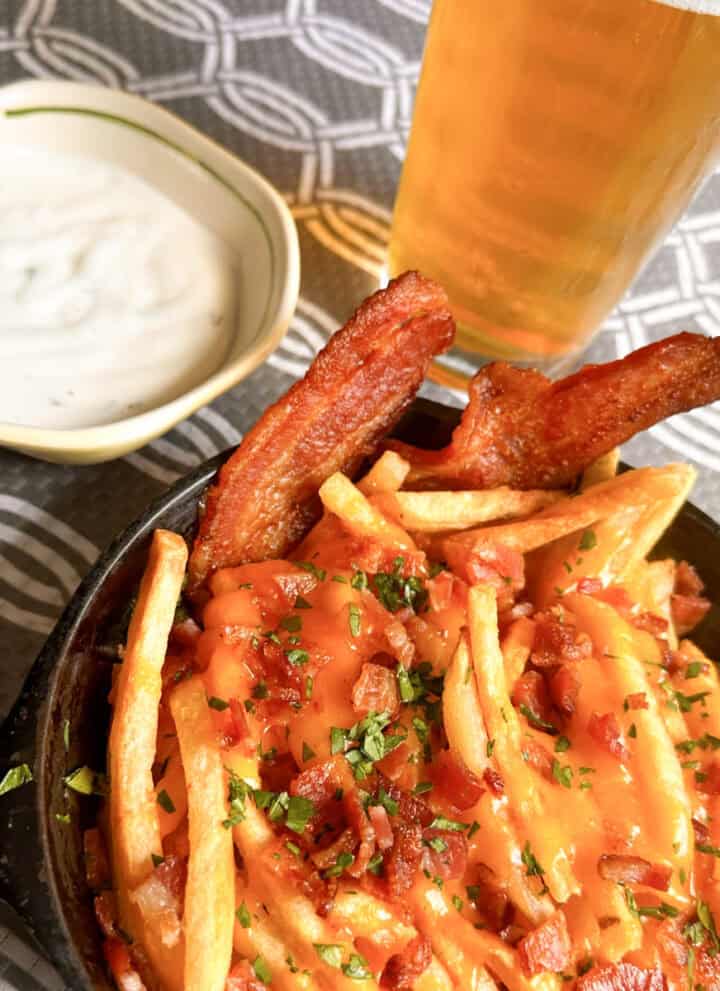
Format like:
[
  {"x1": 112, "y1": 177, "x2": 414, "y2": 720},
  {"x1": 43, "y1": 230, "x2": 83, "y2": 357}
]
[{"x1": 389, "y1": 0, "x2": 720, "y2": 371}]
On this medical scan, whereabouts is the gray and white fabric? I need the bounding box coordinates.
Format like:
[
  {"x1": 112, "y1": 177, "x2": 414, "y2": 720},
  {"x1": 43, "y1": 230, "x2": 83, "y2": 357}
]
[{"x1": 0, "y1": 2, "x2": 719, "y2": 987}]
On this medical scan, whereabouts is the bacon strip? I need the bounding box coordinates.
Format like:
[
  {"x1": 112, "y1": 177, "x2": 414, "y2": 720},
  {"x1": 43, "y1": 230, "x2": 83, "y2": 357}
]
[
  {"x1": 188, "y1": 272, "x2": 454, "y2": 590},
  {"x1": 576, "y1": 963, "x2": 666, "y2": 991},
  {"x1": 390, "y1": 333, "x2": 720, "y2": 489}
]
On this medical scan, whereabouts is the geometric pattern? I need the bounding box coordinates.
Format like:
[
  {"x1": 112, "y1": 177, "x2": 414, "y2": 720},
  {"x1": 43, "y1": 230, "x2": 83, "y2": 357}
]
[{"x1": 0, "y1": 3, "x2": 718, "y2": 985}]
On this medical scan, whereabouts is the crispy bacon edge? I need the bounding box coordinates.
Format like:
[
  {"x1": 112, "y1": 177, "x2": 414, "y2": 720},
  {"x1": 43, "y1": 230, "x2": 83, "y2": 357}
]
[
  {"x1": 390, "y1": 332, "x2": 720, "y2": 490},
  {"x1": 187, "y1": 272, "x2": 454, "y2": 590}
]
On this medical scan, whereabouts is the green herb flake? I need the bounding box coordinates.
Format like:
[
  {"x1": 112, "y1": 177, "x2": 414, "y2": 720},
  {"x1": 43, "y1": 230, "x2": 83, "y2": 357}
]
[
  {"x1": 487, "y1": 738, "x2": 496, "y2": 758},
  {"x1": 157, "y1": 789, "x2": 176, "y2": 814},
  {"x1": 697, "y1": 843, "x2": 720, "y2": 858},
  {"x1": 452, "y1": 894, "x2": 464, "y2": 912},
  {"x1": 285, "y1": 648, "x2": 309, "y2": 666},
  {"x1": 342, "y1": 953, "x2": 372, "y2": 980},
  {"x1": 253, "y1": 955, "x2": 272, "y2": 984},
  {"x1": 350, "y1": 571, "x2": 368, "y2": 591},
  {"x1": 348, "y1": 603, "x2": 362, "y2": 638},
  {"x1": 281, "y1": 615, "x2": 302, "y2": 633},
  {"x1": 314, "y1": 944, "x2": 343, "y2": 968},
  {"x1": 151, "y1": 853, "x2": 165, "y2": 867},
  {"x1": 236, "y1": 902, "x2": 252, "y2": 927},
  {"x1": 468, "y1": 820, "x2": 481, "y2": 838},
  {"x1": 414, "y1": 781, "x2": 433, "y2": 795},
  {"x1": 552, "y1": 759, "x2": 573, "y2": 789},
  {"x1": 579, "y1": 529, "x2": 597, "y2": 551},
  {"x1": 295, "y1": 561, "x2": 326, "y2": 581},
  {"x1": 252, "y1": 681, "x2": 269, "y2": 699},
  {"x1": 519, "y1": 704, "x2": 559, "y2": 735},
  {"x1": 429, "y1": 815, "x2": 468, "y2": 832},
  {"x1": 294, "y1": 595, "x2": 312, "y2": 609},
  {"x1": 331, "y1": 727, "x2": 348, "y2": 754},
  {"x1": 286, "y1": 795, "x2": 315, "y2": 834},
  {"x1": 376, "y1": 788, "x2": 399, "y2": 816},
  {"x1": 367, "y1": 852, "x2": 384, "y2": 875},
  {"x1": 686, "y1": 661, "x2": 704, "y2": 679},
  {"x1": 64, "y1": 765, "x2": 106, "y2": 797},
  {"x1": 55, "y1": 812, "x2": 70, "y2": 824},
  {"x1": 323, "y1": 851, "x2": 355, "y2": 878},
  {"x1": 628, "y1": 723, "x2": 638, "y2": 739},
  {"x1": 304, "y1": 676, "x2": 314, "y2": 700},
  {"x1": 207, "y1": 695, "x2": 229, "y2": 711},
  {"x1": 302, "y1": 742, "x2": 316, "y2": 762},
  {"x1": 0, "y1": 763, "x2": 33, "y2": 797},
  {"x1": 555, "y1": 736, "x2": 571, "y2": 753}
]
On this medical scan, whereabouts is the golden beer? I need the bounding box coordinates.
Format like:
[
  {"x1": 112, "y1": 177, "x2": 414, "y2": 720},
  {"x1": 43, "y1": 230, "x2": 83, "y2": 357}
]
[{"x1": 389, "y1": 0, "x2": 720, "y2": 364}]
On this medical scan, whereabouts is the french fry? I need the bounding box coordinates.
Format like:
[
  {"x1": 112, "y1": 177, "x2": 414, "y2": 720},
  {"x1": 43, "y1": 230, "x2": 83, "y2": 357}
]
[
  {"x1": 371, "y1": 487, "x2": 563, "y2": 533},
  {"x1": 109, "y1": 529, "x2": 187, "y2": 991},
  {"x1": 580, "y1": 447, "x2": 620, "y2": 490},
  {"x1": 500, "y1": 616, "x2": 536, "y2": 691},
  {"x1": 357, "y1": 450, "x2": 410, "y2": 494},
  {"x1": 319, "y1": 471, "x2": 416, "y2": 550},
  {"x1": 467, "y1": 585, "x2": 579, "y2": 904},
  {"x1": 447, "y1": 465, "x2": 693, "y2": 556},
  {"x1": 443, "y1": 632, "x2": 489, "y2": 778},
  {"x1": 170, "y1": 676, "x2": 235, "y2": 991}
]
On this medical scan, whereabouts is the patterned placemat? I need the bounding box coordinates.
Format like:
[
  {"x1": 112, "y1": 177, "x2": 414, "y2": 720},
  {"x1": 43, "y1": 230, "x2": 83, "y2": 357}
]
[{"x1": 0, "y1": 1, "x2": 718, "y2": 987}]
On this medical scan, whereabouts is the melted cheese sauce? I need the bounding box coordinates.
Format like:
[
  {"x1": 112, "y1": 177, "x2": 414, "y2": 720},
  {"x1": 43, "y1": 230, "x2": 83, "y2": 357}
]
[{"x1": 0, "y1": 146, "x2": 236, "y2": 429}]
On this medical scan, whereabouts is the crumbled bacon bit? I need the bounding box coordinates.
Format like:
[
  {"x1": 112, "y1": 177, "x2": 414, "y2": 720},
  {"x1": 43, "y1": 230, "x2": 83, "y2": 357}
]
[
  {"x1": 429, "y1": 750, "x2": 485, "y2": 811},
  {"x1": 625, "y1": 692, "x2": 648, "y2": 711},
  {"x1": 577, "y1": 577, "x2": 603, "y2": 596},
  {"x1": 521, "y1": 738, "x2": 555, "y2": 781},
  {"x1": 225, "y1": 959, "x2": 266, "y2": 991},
  {"x1": 466, "y1": 863, "x2": 511, "y2": 932},
  {"x1": 692, "y1": 817, "x2": 711, "y2": 844},
  {"x1": 369, "y1": 804, "x2": 394, "y2": 851},
  {"x1": 548, "y1": 664, "x2": 580, "y2": 717},
  {"x1": 594, "y1": 586, "x2": 635, "y2": 615},
  {"x1": 517, "y1": 910, "x2": 572, "y2": 977},
  {"x1": 153, "y1": 854, "x2": 188, "y2": 907},
  {"x1": 671, "y1": 594, "x2": 710, "y2": 636},
  {"x1": 94, "y1": 891, "x2": 118, "y2": 938},
  {"x1": 421, "y1": 829, "x2": 468, "y2": 880},
  {"x1": 427, "y1": 571, "x2": 455, "y2": 612},
  {"x1": 512, "y1": 670, "x2": 552, "y2": 722},
  {"x1": 384, "y1": 621, "x2": 415, "y2": 669},
  {"x1": 695, "y1": 760, "x2": 720, "y2": 796},
  {"x1": 227, "y1": 697, "x2": 252, "y2": 749},
  {"x1": 531, "y1": 611, "x2": 592, "y2": 667},
  {"x1": 443, "y1": 540, "x2": 524, "y2": 609},
  {"x1": 597, "y1": 854, "x2": 671, "y2": 891},
  {"x1": 381, "y1": 935, "x2": 432, "y2": 989},
  {"x1": 675, "y1": 560, "x2": 705, "y2": 598},
  {"x1": 385, "y1": 820, "x2": 424, "y2": 898},
  {"x1": 631, "y1": 612, "x2": 668, "y2": 636},
  {"x1": 351, "y1": 662, "x2": 400, "y2": 717},
  {"x1": 576, "y1": 962, "x2": 666, "y2": 991},
  {"x1": 344, "y1": 786, "x2": 376, "y2": 876},
  {"x1": 588, "y1": 712, "x2": 628, "y2": 761},
  {"x1": 103, "y1": 938, "x2": 147, "y2": 991},
  {"x1": 84, "y1": 827, "x2": 110, "y2": 891},
  {"x1": 483, "y1": 767, "x2": 504, "y2": 796}
]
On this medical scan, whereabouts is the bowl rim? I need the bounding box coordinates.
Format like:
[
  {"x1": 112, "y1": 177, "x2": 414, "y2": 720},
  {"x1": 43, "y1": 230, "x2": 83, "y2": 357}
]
[{"x1": 0, "y1": 79, "x2": 300, "y2": 457}]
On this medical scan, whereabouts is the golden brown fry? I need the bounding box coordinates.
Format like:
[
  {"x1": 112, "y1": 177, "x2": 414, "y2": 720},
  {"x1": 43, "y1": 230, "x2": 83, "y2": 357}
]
[{"x1": 371, "y1": 486, "x2": 563, "y2": 533}]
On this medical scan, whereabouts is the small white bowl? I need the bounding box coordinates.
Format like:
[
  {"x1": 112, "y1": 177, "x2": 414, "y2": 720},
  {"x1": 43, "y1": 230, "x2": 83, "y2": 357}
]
[{"x1": 0, "y1": 80, "x2": 300, "y2": 464}]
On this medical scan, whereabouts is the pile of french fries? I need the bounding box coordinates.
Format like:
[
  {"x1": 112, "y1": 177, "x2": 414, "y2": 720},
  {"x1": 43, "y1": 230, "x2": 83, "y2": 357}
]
[{"x1": 102, "y1": 447, "x2": 720, "y2": 991}]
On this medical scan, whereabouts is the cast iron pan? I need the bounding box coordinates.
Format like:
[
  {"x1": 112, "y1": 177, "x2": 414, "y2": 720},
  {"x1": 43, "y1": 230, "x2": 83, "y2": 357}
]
[{"x1": 0, "y1": 397, "x2": 718, "y2": 990}]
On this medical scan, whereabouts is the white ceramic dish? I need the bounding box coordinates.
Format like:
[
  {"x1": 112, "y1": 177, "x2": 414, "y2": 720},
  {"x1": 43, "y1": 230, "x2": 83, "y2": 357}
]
[{"x1": 0, "y1": 80, "x2": 300, "y2": 464}]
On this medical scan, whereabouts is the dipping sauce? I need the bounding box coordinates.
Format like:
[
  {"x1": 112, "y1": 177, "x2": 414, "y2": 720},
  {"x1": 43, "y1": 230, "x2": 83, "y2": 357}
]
[{"x1": 0, "y1": 146, "x2": 237, "y2": 429}]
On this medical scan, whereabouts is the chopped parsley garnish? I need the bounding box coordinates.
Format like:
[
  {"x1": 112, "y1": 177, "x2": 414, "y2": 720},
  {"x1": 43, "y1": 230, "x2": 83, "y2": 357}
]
[
  {"x1": 286, "y1": 795, "x2": 316, "y2": 834},
  {"x1": 314, "y1": 944, "x2": 343, "y2": 968},
  {"x1": 487, "y1": 739, "x2": 496, "y2": 757},
  {"x1": 55, "y1": 812, "x2": 70, "y2": 824},
  {"x1": 286, "y1": 840, "x2": 301, "y2": 857},
  {"x1": 253, "y1": 955, "x2": 272, "y2": 984},
  {"x1": 207, "y1": 695, "x2": 229, "y2": 711},
  {"x1": 295, "y1": 561, "x2": 326, "y2": 581},
  {"x1": 468, "y1": 820, "x2": 481, "y2": 838},
  {"x1": 281, "y1": 615, "x2": 302, "y2": 632},
  {"x1": 397, "y1": 665, "x2": 414, "y2": 703},
  {"x1": 375, "y1": 788, "x2": 399, "y2": 816},
  {"x1": 294, "y1": 595, "x2": 312, "y2": 609},
  {"x1": 302, "y1": 742, "x2": 316, "y2": 762},
  {"x1": 425, "y1": 836, "x2": 448, "y2": 853},
  {"x1": 579, "y1": 529, "x2": 597, "y2": 551},
  {"x1": 685, "y1": 661, "x2": 703, "y2": 679},
  {"x1": 244, "y1": 699, "x2": 256, "y2": 714},
  {"x1": 264, "y1": 630, "x2": 281, "y2": 645},
  {"x1": 373, "y1": 557, "x2": 427, "y2": 614},
  {"x1": 348, "y1": 603, "x2": 362, "y2": 637},
  {"x1": 521, "y1": 841, "x2": 548, "y2": 893},
  {"x1": 252, "y1": 681, "x2": 269, "y2": 699},
  {"x1": 518, "y1": 704, "x2": 559, "y2": 735},
  {"x1": 236, "y1": 902, "x2": 252, "y2": 927},
  {"x1": 342, "y1": 953, "x2": 372, "y2": 979},
  {"x1": 331, "y1": 711, "x2": 407, "y2": 780},
  {"x1": 414, "y1": 781, "x2": 433, "y2": 794},
  {"x1": 676, "y1": 733, "x2": 720, "y2": 755},
  {"x1": 628, "y1": 723, "x2": 638, "y2": 739},
  {"x1": 0, "y1": 763, "x2": 33, "y2": 797},
  {"x1": 452, "y1": 894, "x2": 464, "y2": 912},
  {"x1": 555, "y1": 736, "x2": 571, "y2": 753},
  {"x1": 623, "y1": 886, "x2": 678, "y2": 919},
  {"x1": 697, "y1": 843, "x2": 720, "y2": 858},
  {"x1": 551, "y1": 759, "x2": 573, "y2": 789},
  {"x1": 323, "y1": 851, "x2": 355, "y2": 878},
  {"x1": 157, "y1": 789, "x2": 176, "y2": 814},
  {"x1": 305, "y1": 675, "x2": 314, "y2": 700},
  {"x1": 367, "y1": 852, "x2": 384, "y2": 875},
  {"x1": 223, "y1": 769, "x2": 251, "y2": 828},
  {"x1": 65, "y1": 765, "x2": 106, "y2": 796},
  {"x1": 672, "y1": 690, "x2": 710, "y2": 713},
  {"x1": 467, "y1": 884, "x2": 481, "y2": 902},
  {"x1": 351, "y1": 570, "x2": 368, "y2": 590},
  {"x1": 285, "y1": 647, "x2": 309, "y2": 666},
  {"x1": 429, "y1": 815, "x2": 468, "y2": 832}
]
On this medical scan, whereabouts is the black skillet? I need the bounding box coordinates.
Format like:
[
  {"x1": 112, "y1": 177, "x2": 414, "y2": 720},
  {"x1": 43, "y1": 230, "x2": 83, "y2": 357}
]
[{"x1": 0, "y1": 397, "x2": 718, "y2": 990}]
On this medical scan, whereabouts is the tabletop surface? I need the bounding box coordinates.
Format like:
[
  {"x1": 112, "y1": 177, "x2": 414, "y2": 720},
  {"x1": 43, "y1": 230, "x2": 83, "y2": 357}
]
[{"x1": 1, "y1": 2, "x2": 719, "y2": 988}]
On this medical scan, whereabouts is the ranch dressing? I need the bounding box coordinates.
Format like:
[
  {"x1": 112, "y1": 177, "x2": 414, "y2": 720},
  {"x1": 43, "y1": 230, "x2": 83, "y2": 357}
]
[{"x1": 0, "y1": 146, "x2": 236, "y2": 429}]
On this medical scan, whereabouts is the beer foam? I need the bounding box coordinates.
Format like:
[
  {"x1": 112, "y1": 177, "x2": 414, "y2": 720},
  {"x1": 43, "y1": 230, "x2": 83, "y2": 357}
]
[{"x1": 653, "y1": 0, "x2": 720, "y2": 11}]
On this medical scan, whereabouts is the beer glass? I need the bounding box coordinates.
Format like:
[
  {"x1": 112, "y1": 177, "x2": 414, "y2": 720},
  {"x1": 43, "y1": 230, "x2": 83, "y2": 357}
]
[{"x1": 389, "y1": 0, "x2": 720, "y2": 371}]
